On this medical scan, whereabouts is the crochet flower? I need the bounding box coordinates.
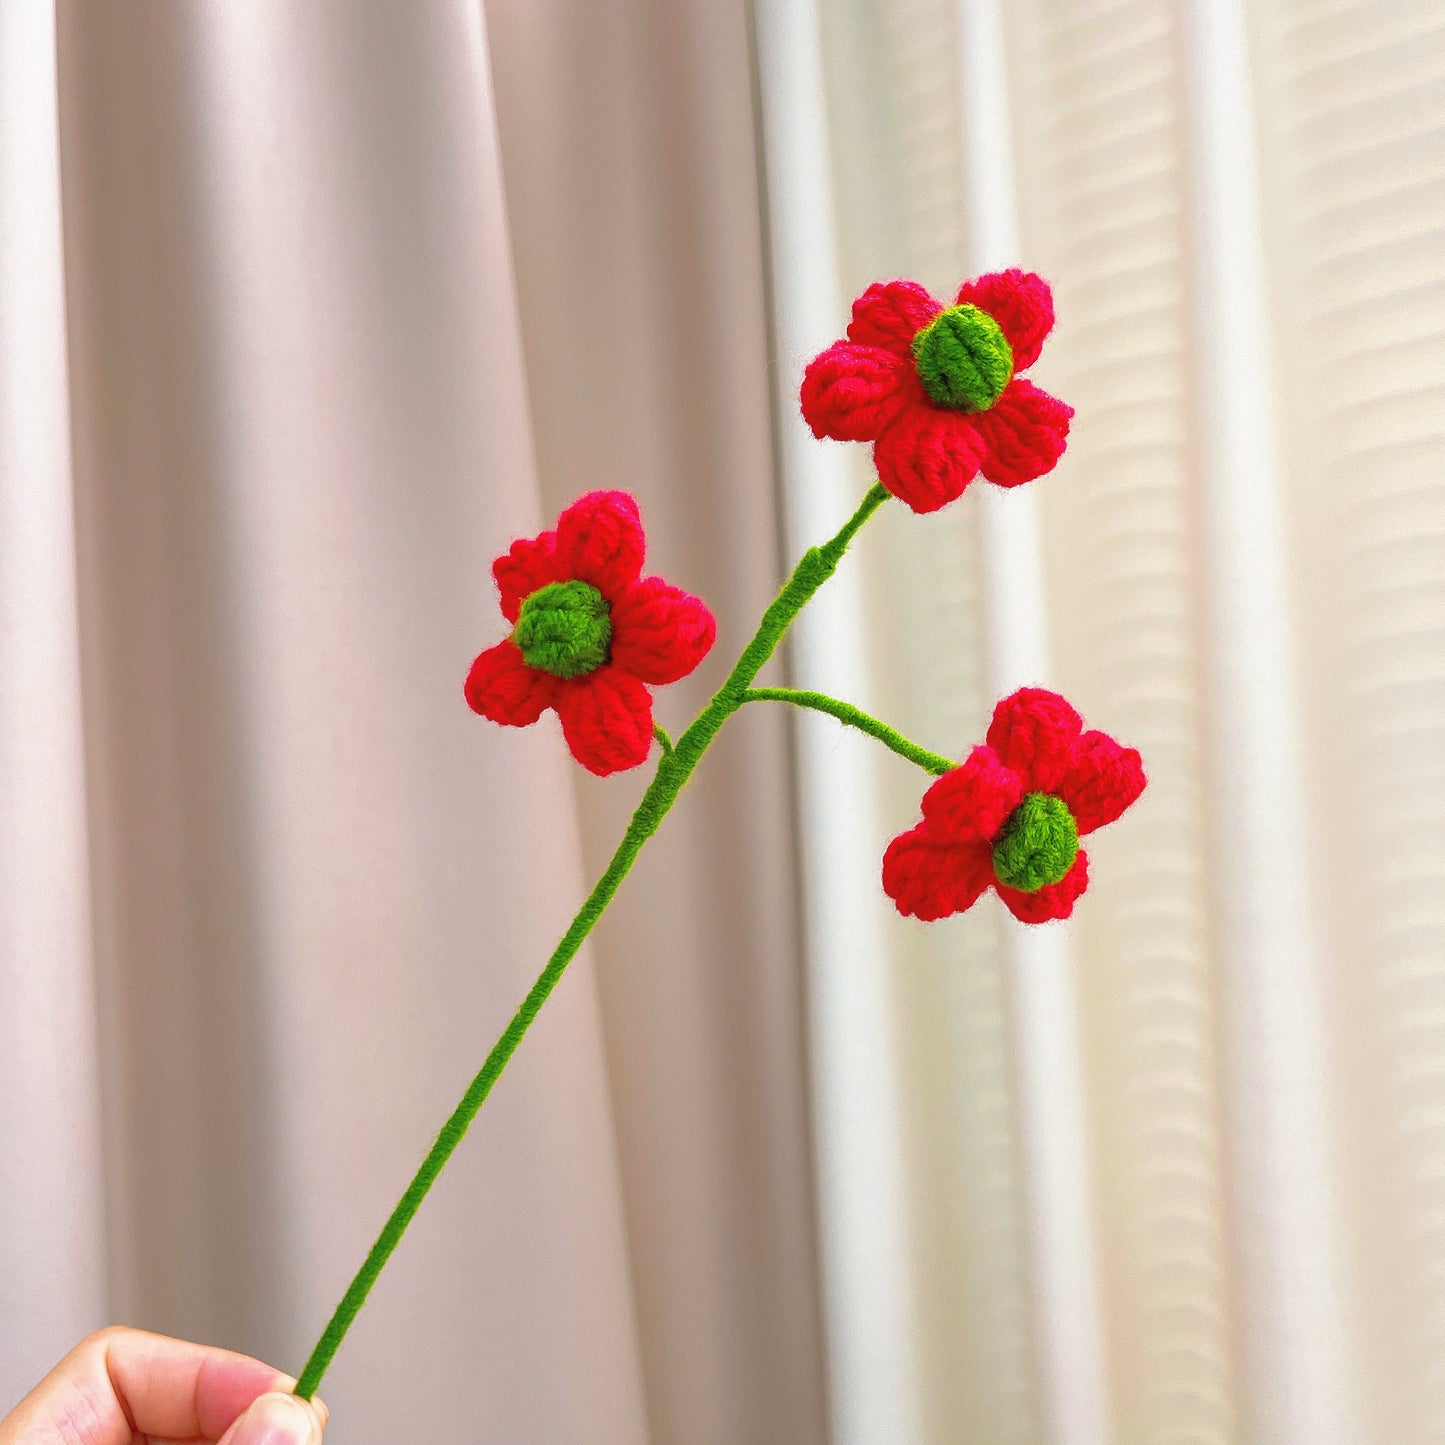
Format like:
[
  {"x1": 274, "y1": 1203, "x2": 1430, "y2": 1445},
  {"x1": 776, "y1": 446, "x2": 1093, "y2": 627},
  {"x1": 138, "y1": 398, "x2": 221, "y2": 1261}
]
[
  {"x1": 465, "y1": 491, "x2": 716, "y2": 777},
  {"x1": 800, "y1": 270, "x2": 1073, "y2": 514},
  {"x1": 882, "y1": 688, "x2": 1145, "y2": 924}
]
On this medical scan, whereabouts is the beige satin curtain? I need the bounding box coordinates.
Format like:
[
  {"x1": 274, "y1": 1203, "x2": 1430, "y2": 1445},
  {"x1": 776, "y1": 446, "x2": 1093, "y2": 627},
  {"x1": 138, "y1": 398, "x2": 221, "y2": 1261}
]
[{"x1": 0, "y1": 3, "x2": 824, "y2": 1442}]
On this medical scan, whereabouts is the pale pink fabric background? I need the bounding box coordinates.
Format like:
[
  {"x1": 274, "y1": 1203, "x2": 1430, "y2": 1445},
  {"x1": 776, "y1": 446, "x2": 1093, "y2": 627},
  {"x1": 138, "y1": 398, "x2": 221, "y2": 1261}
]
[{"x1": 0, "y1": 2, "x2": 823, "y2": 1441}]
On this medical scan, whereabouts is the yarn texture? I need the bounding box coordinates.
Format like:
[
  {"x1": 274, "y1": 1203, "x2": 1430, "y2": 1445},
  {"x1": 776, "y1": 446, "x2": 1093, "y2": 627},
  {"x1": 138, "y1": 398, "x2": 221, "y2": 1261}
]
[
  {"x1": 883, "y1": 687, "x2": 1145, "y2": 924},
  {"x1": 991, "y1": 792, "x2": 1079, "y2": 891},
  {"x1": 465, "y1": 490, "x2": 717, "y2": 776},
  {"x1": 294, "y1": 267, "x2": 1149, "y2": 1403},
  {"x1": 911, "y1": 304, "x2": 1013, "y2": 411},
  {"x1": 800, "y1": 269, "x2": 1073, "y2": 513},
  {"x1": 514, "y1": 579, "x2": 612, "y2": 678}
]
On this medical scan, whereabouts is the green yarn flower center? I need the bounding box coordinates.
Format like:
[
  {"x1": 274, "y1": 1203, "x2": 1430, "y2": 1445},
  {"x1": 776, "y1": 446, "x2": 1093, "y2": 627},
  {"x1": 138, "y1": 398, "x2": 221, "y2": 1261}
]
[
  {"x1": 911, "y1": 303, "x2": 1013, "y2": 412},
  {"x1": 992, "y1": 792, "x2": 1078, "y2": 893},
  {"x1": 515, "y1": 580, "x2": 612, "y2": 679}
]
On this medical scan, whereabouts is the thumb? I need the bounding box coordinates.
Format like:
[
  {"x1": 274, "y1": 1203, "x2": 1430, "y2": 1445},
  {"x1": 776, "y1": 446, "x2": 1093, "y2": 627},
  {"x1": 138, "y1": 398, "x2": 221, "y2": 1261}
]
[{"x1": 216, "y1": 1392, "x2": 324, "y2": 1445}]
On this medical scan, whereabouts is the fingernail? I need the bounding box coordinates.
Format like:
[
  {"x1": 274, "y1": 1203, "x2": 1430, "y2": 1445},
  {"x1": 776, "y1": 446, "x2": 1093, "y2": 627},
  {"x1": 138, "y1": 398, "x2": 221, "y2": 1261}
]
[{"x1": 228, "y1": 1393, "x2": 320, "y2": 1445}]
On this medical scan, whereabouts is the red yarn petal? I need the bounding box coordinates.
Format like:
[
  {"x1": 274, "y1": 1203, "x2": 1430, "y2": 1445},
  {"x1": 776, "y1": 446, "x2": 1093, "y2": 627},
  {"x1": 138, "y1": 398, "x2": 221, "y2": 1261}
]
[
  {"x1": 882, "y1": 826, "x2": 995, "y2": 922},
  {"x1": 464, "y1": 640, "x2": 558, "y2": 726},
  {"x1": 973, "y1": 379, "x2": 1073, "y2": 489},
  {"x1": 873, "y1": 404, "x2": 986, "y2": 513},
  {"x1": 986, "y1": 687, "x2": 1083, "y2": 794},
  {"x1": 996, "y1": 850, "x2": 1089, "y2": 924},
  {"x1": 1056, "y1": 730, "x2": 1147, "y2": 836},
  {"x1": 555, "y1": 491, "x2": 646, "y2": 600},
  {"x1": 800, "y1": 342, "x2": 914, "y2": 442},
  {"x1": 846, "y1": 280, "x2": 943, "y2": 356},
  {"x1": 919, "y1": 745, "x2": 1025, "y2": 845},
  {"x1": 554, "y1": 666, "x2": 654, "y2": 776},
  {"x1": 955, "y1": 269, "x2": 1055, "y2": 372},
  {"x1": 493, "y1": 529, "x2": 565, "y2": 624},
  {"x1": 610, "y1": 577, "x2": 717, "y2": 686}
]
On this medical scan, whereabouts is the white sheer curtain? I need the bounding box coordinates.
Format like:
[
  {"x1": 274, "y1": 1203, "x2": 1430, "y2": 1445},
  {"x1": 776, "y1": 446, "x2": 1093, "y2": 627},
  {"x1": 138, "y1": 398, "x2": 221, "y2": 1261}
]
[{"x1": 758, "y1": 1, "x2": 1445, "y2": 1442}]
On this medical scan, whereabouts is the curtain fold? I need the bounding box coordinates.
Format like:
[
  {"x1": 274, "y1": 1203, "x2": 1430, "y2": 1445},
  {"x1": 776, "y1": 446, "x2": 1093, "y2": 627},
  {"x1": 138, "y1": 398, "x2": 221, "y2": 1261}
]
[
  {"x1": 751, "y1": 7, "x2": 924, "y2": 1443},
  {"x1": 483, "y1": 2, "x2": 828, "y2": 1441},
  {"x1": 0, "y1": 0, "x2": 109, "y2": 1398},
  {"x1": 54, "y1": 3, "x2": 657, "y2": 1435}
]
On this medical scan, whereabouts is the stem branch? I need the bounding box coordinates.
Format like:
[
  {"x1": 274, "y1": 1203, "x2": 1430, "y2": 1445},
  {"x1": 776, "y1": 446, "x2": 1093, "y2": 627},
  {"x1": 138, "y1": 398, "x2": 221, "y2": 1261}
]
[{"x1": 744, "y1": 687, "x2": 954, "y2": 775}]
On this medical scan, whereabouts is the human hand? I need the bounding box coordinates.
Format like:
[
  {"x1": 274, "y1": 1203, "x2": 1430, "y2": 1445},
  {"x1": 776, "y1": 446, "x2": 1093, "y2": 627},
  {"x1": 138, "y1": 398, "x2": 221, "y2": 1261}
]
[{"x1": 0, "y1": 1329, "x2": 327, "y2": 1445}]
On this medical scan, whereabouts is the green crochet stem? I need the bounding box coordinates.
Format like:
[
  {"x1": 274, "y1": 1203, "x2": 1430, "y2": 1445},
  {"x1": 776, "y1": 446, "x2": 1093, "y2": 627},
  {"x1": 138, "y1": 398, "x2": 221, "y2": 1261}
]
[
  {"x1": 292, "y1": 481, "x2": 891, "y2": 1398},
  {"x1": 744, "y1": 688, "x2": 954, "y2": 776}
]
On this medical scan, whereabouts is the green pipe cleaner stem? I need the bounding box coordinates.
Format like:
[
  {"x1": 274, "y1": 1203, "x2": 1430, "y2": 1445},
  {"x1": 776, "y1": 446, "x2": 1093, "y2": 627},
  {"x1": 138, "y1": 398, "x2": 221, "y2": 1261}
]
[
  {"x1": 652, "y1": 721, "x2": 675, "y2": 755},
  {"x1": 293, "y1": 481, "x2": 890, "y2": 1398},
  {"x1": 743, "y1": 688, "x2": 954, "y2": 775}
]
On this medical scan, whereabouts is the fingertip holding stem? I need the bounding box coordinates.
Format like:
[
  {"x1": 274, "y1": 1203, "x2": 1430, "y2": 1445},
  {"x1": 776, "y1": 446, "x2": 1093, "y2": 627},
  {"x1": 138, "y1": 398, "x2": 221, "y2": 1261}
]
[{"x1": 220, "y1": 1392, "x2": 325, "y2": 1445}]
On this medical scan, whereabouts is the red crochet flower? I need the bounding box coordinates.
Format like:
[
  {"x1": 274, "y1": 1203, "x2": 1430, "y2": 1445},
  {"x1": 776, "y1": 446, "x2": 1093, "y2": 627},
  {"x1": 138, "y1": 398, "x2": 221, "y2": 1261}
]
[
  {"x1": 465, "y1": 491, "x2": 716, "y2": 777},
  {"x1": 800, "y1": 270, "x2": 1073, "y2": 514},
  {"x1": 882, "y1": 688, "x2": 1145, "y2": 924}
]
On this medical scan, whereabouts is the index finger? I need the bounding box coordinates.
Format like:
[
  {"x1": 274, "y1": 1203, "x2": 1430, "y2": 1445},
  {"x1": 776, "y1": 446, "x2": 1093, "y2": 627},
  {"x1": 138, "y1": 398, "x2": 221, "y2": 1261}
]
[
  {"x1": 102, "y1": 1327, "x2": 296, "y2": 1441},
  {"x1": 0, "y1": 1328, "x2": 302, "y2": 1445}
]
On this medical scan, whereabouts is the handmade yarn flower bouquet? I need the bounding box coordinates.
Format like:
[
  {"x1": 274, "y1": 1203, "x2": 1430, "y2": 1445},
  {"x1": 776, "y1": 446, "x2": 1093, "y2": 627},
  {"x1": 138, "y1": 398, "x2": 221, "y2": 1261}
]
[{"x1": 294, "y1": 268, "x2": 1146, "y2": 1395}]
